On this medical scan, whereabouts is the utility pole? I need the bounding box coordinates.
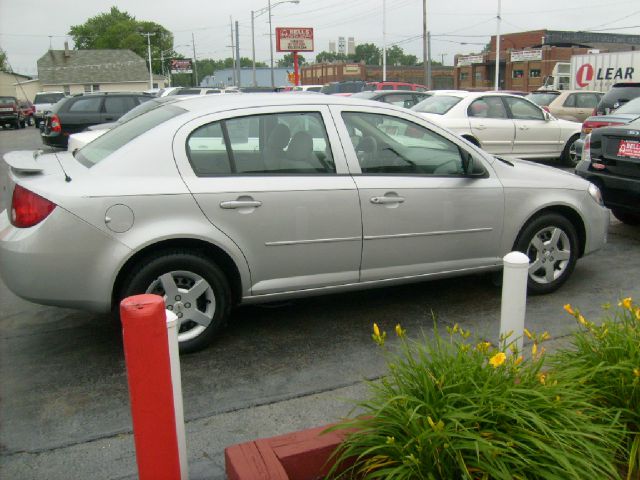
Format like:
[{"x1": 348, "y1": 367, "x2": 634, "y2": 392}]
[
  {"x1": 192, "y1": 32, "x2": 199, "y2": 86},
  {"x1": 141, "y1": 32, "x2": 156, "y2": 89},
  {"x1": 440, "y1": 53, "x2": 447, "y2": 65},
  {"x1": 251, "y1": 11, "x2": 257, "y2": 86},
  {"x1": 382, "y1": 0, "x2": 387, "y2": 81},
  {"x1": 269, "y1": 0, "x2": 275, "y2": 89},
  {"x1": 235, "y1": 20, "x2": 241, "y2": 87},
  {"x1": 494, "y1": 0, "x2": 501, "y2": 91},
  {"x1": 427, "y1": 31, "x2": 432, "y2": 89},
  {"x1": 230, "y1": 17, "x2": 236, "y2": 86},
  {"x1": 423, "y1": 0, "x2": 429, "y2": 88}
]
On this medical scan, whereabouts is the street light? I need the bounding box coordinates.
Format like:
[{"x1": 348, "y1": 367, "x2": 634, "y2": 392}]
[{"x1": 251, "y1": 0, "x2": 300, "y2": 88}]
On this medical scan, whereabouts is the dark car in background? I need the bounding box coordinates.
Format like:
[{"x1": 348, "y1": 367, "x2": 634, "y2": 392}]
[
  {"x1": 573, "y1": 96, "x2": 640, "y2": 158},
  {"x1": 0, "y1": 96, "x2": 26, "y2": 129},
  {"x1": 595, "y1": 82, "x2": 640, "y2": 115},
  {"x1": 41, "y1": 92, "x2": 153, "y2": 148},
  {"x1": 320, "y1": 81, "x2": 367, "y2": 95},
  {"x1": 576, "y1": 118, "x2": 640, "y2": 225},
  {"x1": 351, "y1": 90, "x2": 432, "y2": 108},
  {"x1": 363, "y1": 81, "x2": 427, "y2": 91}
]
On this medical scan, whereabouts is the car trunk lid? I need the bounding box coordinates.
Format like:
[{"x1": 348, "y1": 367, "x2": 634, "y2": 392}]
[{"x1": 599, "y1": 128, "x2": 640, "y2": 179}]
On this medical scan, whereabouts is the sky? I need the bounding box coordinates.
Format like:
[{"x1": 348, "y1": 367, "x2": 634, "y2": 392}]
[{"x1": 1, "y1": 0, "x2": 639, "y2": 76}]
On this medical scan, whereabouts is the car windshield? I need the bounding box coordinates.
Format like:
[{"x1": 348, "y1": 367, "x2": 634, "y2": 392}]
[
  {"x1": 411, "y1": 95, "x2": 462, "y2": 115},
  {"x1": 526, "y1": 92, "x2": 560, "y2": 106},
  {"x1": 612, "y1": 96, "x2": 640, "y2": 114},
  {"x1": 33, "y1": 93, "x2": 65, "y2": 104},
  {"x1": 76, "y1": 104, "x2": 186, "y2": 167},
  {"x1": 0, "y1": 96, "x2": 16, "y2": 103}
]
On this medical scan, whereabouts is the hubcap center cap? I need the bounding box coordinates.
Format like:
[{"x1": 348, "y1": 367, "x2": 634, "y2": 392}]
[{"x1": 173, "y1": 301, "x2": 185, "y2": 314}]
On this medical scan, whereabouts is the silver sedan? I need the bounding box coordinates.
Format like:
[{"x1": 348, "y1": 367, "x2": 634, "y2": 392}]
[{"x1": 0, "y1": 94, "x2": 608, "y2": 352}]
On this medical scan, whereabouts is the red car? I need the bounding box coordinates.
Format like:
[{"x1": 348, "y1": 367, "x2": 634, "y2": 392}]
[
  {"x1": 0, "y1": 96, "x2": 26, "y2": 129},
  {"x1": 364, "y1": 81, "x2": 427, "y2": 92},
  {"x1": 18, "y1": 100, "x2": 35, "y2": 126}
]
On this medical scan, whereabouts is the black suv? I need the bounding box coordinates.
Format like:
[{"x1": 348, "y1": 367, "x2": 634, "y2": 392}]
[
  {"x1": 41, "y1": 92, "x2": 153, "y2": 148},
  {"x1": 575, "y1": 117, "x2": 640, "y2": 225},
  {"x1": 595, "y1": 82, "x2": 640, "y2": 115}
]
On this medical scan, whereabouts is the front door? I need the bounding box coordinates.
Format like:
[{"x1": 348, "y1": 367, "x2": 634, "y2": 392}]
[
  {"x1": 332, "y1": 107, "x2": 504, "y2": 282},
  {"x1": 173, "y1": 106, "x2": 362, "y2": 295},
  {"x1": 504, "y1": 96, "x2": 562, "y2": 157},
  {"x1": 467, "y1": 96, "x2": 515, "y2": 155}
]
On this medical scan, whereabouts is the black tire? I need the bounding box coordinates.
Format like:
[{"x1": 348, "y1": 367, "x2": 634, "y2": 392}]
[
  {"x1": 612, "y1": 209, "x2": 640, "y2": 226},
  {"x1": 120, "y1": 250, "x2": 231, "y2": 353},
  {"x1": 34, "y1": 120, "x2": 40, "y2": 128},
  {"x1": 514, "y1": 213, "x2": 579, "y2": 294},
  {"x1": 19, "y1": 119, "x2": 26, "y2": 129},
  {"x1": 561, "y1": 134, "x2": 580, "y2": 167}
]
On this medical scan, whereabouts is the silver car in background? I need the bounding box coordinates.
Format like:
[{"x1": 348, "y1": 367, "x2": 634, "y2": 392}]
[{"x1": 0, "y1": 94, "x2": 608, "y2": 352}]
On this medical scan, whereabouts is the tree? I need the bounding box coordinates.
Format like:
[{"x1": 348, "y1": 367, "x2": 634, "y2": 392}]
[
  {"x1": 315, "y1": 51, "x2": 349, "y2": 63},
  {"x1": 353, "y1": 43, "x2": 381, "y2": 65},
  {"x1": 0, "y1": 47, "x2": 7, "y2": 71},
  {"x1": 68, "y1": 7, "x2": 174, "y2": 75},
  {"x1": 277, "y1": 53, "x2": 306, "y2": 68}
]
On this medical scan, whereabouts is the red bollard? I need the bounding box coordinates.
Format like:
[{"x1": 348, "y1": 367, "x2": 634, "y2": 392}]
[{"x1": 120, "y1": 294, "x2": 187, "y2": 480}]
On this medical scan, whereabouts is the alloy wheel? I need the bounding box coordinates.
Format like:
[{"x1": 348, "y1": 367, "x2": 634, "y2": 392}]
[{"x1": 525, "y1": 226, "x2": 572, "y2": 284}]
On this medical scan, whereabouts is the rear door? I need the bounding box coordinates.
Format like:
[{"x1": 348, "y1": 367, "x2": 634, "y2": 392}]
[
  {"x1": 467, "y1": 96, "x2": 515, "y2": 155},
  {"x1": 172, "y1": 105, "x2": 363, "y2": 296},
  {"x1": 58, "y1": 96, "x2": 104, "y2": 135}
]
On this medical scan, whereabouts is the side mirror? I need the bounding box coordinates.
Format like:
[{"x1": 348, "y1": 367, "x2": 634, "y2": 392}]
[
  {"x1": 543, "y1": 111, "x2": 553, "y2": 122},
  {"x1": 460, "y1": 148, "x2": 487, "y2": 177}
]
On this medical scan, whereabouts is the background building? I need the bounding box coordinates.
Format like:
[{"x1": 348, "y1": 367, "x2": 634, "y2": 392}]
[
  {"x1": 454, "y1": 29, "x2": 640, "y2": 92},
  {"x1": 201, "y1": 67, "x2": 290, "y2": 88}
]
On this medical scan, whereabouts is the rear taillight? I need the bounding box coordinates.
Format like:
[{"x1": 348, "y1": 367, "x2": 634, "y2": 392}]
[
  {"x1": 50, "y1": 114, "x2": 61, "y2": 133},
  {"x1": 581, "y1": 120, "x2": 625, "y2": 135},
  {"x1": 10, "y1": 184, "x2": 57, "y2": 228}
]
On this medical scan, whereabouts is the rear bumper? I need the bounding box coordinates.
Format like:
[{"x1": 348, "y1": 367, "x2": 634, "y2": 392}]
[
  {"x1": 0, "y1": 207, "x2": 131, "y2": 313},
  {"x1": 41, "y1": 131, "x2": 67, "y2": 148},
  {"x1": 576, "y1": 161, "x2": 640, "y2": 214}
]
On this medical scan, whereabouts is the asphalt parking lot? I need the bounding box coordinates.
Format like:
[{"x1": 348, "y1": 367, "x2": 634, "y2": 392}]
[{"x1": 1, "y1": 127, "x2": 639, "y2": 479}]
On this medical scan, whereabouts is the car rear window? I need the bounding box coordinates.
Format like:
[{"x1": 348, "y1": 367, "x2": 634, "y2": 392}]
[
  {"x1": 525, "y1": 92, "x2": 560, "y2": 106},
  {"x1": 33, "y1": 93, "x2": 65, "y2": 104},
  {"x1": 0, "y1": 96, "x2": 17, "y2": 104},
  {"x1": 76, "y1": 104, "x2": 186, "y2": 167},
  {"x1": 411, "y1": 95, "x2": 462, "y2": 115}
]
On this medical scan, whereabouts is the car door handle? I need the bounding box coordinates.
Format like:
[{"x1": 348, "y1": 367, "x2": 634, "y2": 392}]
[
  {"x1": 518, "y1": 125, "x2": 529, "y2": 130},
  {"x1": 219, "y1": 200, "x2": 263, "y2": 209},
  {"x1": 370, "y1": 196, "x2": 405, "y2": 205},
  {"x1": 475, "y1": 124, "x2": 487, "y2": 130}
]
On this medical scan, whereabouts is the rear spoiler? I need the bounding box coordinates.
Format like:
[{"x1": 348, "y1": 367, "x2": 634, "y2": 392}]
[{"x1": 3, "y1": 150, "x2": 45, "y2": 173}]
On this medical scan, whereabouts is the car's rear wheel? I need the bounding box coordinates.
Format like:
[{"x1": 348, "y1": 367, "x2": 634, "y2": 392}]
[
  {"x1": 561, "y1": 134, "x2": 580, "y2": 167},
  {"x1": 612, "y1": 208, "x2": 640, "y2": 225},
  {"x1": 120, "y1": 251, "x2": 231, "y2": 353},
  {"x1": 515, "y1": 213, "x2": 578, "y2": 294}
]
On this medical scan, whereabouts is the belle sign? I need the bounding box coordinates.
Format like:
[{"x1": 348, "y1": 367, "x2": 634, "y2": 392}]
[
  {"x1": 276, "y1": 27, "x2": 314, "y2": 87},
  {"x1": 275, "y1": 27, "x2": 314, "y2": 52}
]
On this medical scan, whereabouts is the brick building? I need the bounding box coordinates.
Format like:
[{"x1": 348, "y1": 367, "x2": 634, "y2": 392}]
[
  {"x1": 454, "y1": 29, "x2": 640, "y2": 92},
  {"x1": 301, "y1": 62, "x2": 454, "y2": 89}
]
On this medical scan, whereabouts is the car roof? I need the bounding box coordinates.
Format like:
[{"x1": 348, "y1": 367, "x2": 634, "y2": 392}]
[{"x1": 172, "y1": 92, "x2": 409, "y2": 114}]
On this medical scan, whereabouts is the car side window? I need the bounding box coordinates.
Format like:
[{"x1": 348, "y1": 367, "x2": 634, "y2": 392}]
[
  {"x1": 68, "y1": 97, "x2": 102, "y2": 113},
  {"x1": 342, "y1": 112, "x2": 473, "y2": 176},
  {"x1": 576, "y1": 93, "x2": 599, "y2": 108},
  {"x1": 504, "y1": 97, "x2": 545, "y2": 121},
  {"x1": 468, "y1": 97, "x2": 508, "y2": 119},
  {"x1": 104, "y1": 96, "x2": 137, "y2": 114},
  {"x1": 186, "y1": 112, "x2": 336, "y2": 176},
  {"x1": 563, "y1": 94, "x2": 576, "y2": 108}
]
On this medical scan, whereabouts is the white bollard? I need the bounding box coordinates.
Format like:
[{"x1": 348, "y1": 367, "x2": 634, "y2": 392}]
[
  {"x1": 499, "y1": 251, "x2": 530, "y2": 353},
  {"x1": 166, "y1": 310, "x2": 189, "y2": 480}
]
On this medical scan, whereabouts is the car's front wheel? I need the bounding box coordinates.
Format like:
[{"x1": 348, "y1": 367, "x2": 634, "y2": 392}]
[
  {"x1": 120, "y1": 251, "x2": 231, "y2": 353},
  {"x1": 561, "y1": 134, "x2": 581, "y2": 167},
  {"x1": 515, "y1": 213, "x2": 578, "y2": 294}
]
